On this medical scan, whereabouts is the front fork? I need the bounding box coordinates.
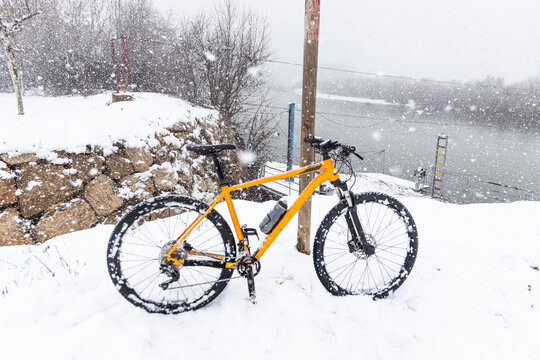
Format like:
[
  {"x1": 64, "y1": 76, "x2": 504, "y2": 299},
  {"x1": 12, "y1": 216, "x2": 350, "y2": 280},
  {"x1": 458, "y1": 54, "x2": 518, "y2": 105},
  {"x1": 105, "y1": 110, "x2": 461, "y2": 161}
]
[{"x1": 332, "y1": 180, "x2": 375, "y2": 256}]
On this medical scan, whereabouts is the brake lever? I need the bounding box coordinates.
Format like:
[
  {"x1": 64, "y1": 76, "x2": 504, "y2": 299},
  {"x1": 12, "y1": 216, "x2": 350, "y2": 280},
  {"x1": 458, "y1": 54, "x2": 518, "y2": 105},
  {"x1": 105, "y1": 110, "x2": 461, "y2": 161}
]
[{"x1": 353, "y1": 151, "x2": 364, "y2": 161}]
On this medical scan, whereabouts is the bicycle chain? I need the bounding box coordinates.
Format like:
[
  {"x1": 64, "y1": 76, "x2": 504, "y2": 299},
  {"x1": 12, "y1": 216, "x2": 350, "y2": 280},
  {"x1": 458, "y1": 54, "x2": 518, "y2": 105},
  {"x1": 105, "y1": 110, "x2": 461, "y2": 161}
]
[{"x1": 163, "y1": 275, "x2": 243, "y2": 290}]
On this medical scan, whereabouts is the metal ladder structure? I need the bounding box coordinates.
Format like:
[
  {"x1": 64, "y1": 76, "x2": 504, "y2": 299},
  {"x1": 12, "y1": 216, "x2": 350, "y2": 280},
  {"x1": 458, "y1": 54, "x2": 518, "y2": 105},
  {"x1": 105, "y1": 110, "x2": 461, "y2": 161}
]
[{"x1": 431, "y1": 134, "x2": 448, "y2": 197}]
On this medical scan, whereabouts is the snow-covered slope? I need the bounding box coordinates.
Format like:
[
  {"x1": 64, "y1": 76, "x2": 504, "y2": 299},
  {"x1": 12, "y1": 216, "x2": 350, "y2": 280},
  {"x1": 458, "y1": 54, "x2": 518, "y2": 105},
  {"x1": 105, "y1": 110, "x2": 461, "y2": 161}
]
[
  {"x1": 0, "y1": 92, "x2": 217, "y2": 157},
  {"x1": 1, "y1": 174, "x2": 539, "y2": 360}
]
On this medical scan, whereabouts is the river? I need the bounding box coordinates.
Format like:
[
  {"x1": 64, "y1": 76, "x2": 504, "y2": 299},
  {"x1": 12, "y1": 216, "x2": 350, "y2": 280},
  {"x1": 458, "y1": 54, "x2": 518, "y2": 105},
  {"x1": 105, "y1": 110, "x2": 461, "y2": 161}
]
[{"x1": 265, "y1": 88, "x2": 540, "y2": 203}]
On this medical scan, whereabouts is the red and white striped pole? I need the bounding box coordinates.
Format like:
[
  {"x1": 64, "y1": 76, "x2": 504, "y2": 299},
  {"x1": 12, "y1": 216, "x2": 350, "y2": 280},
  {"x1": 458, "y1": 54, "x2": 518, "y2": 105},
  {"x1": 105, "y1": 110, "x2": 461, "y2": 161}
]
[{"x1": 121, "y1": 35, "x2": 129, "y2": 87}]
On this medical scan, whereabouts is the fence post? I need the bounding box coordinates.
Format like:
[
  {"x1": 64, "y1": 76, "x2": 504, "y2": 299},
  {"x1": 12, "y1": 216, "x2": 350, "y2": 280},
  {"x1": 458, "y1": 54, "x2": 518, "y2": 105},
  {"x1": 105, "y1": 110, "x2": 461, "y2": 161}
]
[{"x1": 286, "y1": 103, "x2": 295, "y2": 179}]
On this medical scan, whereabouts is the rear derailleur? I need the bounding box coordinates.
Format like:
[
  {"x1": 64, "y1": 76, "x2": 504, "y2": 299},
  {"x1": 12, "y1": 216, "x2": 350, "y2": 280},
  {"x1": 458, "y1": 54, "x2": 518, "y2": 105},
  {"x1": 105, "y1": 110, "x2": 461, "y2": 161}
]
[{"x1": 158, "y1": 240, "x2": 189, "y2": 290}]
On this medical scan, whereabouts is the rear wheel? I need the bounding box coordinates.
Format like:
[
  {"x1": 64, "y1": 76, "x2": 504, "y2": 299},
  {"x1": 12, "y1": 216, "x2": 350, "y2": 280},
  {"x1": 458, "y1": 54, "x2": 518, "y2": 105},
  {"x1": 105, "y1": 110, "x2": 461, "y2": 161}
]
[
  {"x1": 313, "y1": 192, "x2": 418, "y2": 298},
  {"x1": 107, "y1": 195, "x2": 236, "y2": 314}
]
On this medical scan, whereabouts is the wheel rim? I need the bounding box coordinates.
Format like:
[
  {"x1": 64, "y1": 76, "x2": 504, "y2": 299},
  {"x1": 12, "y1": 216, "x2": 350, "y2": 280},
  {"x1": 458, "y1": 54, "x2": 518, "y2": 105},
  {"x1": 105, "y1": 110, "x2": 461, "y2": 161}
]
[
  {"x1": 322, "y1": 199, "x2": 414, "y2": 296},
  {"x1": 112, "y1": 204, "x2": 230, "y2": 309}
]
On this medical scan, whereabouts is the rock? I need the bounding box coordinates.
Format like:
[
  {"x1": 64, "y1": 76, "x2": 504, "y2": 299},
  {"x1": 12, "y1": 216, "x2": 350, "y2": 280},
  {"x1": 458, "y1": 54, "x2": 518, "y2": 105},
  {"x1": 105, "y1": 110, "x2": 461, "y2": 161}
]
[
  {"x1": 35, "y1": 200, "x2": 97, "y2": 243},
  {"x1": 152, "y1": 147, "x2": 170, "y2": 165},
  {"x1": 174, "y1": 184, "x2": 189, "y2": 196},
  {"x1": 177, "y1": 164, "x2": 194, "y2": 188},
  {"x1": 192, "y1": 162, "x2": 206, "y2": 177},
  {"x1": 168, "y1": 123, "x2": 189, "y2": 133},
  {"x1": 201, "y1": 178, "x2": 218, "y2": 195},
  {"x1": 103, "y1": 208, "x2": 128, "y2": 225},
  {"x1": 105, "y1": 154, "x2": 134, "y2": 180},
  {"x1": 52, "y1": 150, "x2": 71, "y2": 165},
  {"x1": 123, "y1": 148, "x2": 153, "y2": 172},
  {"x1": 72, "y1": 154, "x2": 104, "y2": 183},
  {"x1": 112, "y1": 93, "x2": 134, "y2": 103},
  {"x1": 159, "y1": 134, "x2": 182, "y2": 151},
  {"x1": 0, "y1": 169, "x2": 17, "y2": 208},
  {"x1": 0, "y1": 153, "x2": 37, "y2": 166},
  {"x1": 0, "y1": 208, "x2": 32, "y2": 246},
  {"x1": 85, "y1": 175, "x2": 124, "y2": 216},
  {"x1": 17, "y1": 163, "x2": 79, "y2": 218},
  {"x1": 121, "y1": 174, "x2": 155, "y2": 202},
  {"x1": 151, "y1": 164, "x2": 178, "y2": 191}
]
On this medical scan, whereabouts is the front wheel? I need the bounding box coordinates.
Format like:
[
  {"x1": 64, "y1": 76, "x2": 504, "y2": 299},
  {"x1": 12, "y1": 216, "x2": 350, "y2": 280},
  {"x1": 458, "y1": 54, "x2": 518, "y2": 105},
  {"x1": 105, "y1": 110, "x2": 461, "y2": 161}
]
[{"x1": 313, "y1": 192, "x2": 418, "y2": 298}]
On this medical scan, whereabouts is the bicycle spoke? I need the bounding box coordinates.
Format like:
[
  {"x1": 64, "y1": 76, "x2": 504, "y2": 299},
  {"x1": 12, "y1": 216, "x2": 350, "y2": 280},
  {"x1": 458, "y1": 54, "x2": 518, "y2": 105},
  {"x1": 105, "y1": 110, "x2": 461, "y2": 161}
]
[
  {"x1": 107, "y1": 195, "x2": 236, "y2": 313},
  {"x1": 324, "y1": 250, "x2": 350, "y2": 267},
  {"x1": 314, "y1": 193, "x2": 417, "y2": 298}
]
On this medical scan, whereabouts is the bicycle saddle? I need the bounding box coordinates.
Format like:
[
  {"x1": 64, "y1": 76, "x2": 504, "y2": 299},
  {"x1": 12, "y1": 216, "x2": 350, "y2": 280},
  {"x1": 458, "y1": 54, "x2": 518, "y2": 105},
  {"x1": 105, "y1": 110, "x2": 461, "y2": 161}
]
[{"x1": 186, "y1": 143, "x2": 236, "y2": 156}]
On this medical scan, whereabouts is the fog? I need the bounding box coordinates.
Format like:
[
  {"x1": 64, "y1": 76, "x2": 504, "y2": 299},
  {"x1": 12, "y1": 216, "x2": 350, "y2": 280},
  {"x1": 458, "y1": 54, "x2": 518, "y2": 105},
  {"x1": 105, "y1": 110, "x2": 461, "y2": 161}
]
[{"x1": 154, "y1": 0, "x2": 540, "y2": 84}]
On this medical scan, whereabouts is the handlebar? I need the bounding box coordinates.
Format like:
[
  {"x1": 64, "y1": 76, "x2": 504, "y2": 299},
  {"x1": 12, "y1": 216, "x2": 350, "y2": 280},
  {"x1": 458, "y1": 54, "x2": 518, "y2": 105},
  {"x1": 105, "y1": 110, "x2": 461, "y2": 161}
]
[{"x1": 304, "y1": 136, "x2": 364, "y2": 160}]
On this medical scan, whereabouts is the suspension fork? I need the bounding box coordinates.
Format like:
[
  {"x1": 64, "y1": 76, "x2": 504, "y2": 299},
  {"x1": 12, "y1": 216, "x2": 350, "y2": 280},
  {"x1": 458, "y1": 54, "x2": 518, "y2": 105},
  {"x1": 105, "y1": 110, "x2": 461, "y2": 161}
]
[{"x1": 332, "y1": 180, "x2": 375, "y2": 256}]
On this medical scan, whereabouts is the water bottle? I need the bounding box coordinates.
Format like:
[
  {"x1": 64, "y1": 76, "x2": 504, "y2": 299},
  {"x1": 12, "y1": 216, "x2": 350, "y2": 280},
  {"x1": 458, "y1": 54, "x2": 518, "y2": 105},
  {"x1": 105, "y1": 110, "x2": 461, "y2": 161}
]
[{"x1": 259, "y1": 199, "x2": 288, "y2": 234}]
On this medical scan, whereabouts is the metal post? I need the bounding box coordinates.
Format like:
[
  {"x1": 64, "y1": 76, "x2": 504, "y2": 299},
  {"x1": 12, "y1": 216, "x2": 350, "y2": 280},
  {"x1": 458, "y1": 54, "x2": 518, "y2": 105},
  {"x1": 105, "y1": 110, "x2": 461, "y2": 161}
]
[
  {"x1": 297, "y1": 0, "x2": 321, "y2": 255},
  {"x1": 111, "y1": 41, "x2": 120, "y2": 93},
  {"x1": 286, "y1": 103, "x2": 295, "y2": 178},
  {"x1": 382, "y1": 149, "x2": 386, "y2": 174},
  {"x1": 121, "y1": 35, "x2": 129, "y2": 87}
]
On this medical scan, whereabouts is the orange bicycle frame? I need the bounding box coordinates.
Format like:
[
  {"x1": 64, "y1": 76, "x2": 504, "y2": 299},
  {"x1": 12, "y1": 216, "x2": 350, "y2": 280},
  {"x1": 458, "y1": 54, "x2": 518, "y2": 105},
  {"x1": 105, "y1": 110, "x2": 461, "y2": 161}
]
[{"x1": 166, "y1": 157, "x2": 340, "y2": 267}]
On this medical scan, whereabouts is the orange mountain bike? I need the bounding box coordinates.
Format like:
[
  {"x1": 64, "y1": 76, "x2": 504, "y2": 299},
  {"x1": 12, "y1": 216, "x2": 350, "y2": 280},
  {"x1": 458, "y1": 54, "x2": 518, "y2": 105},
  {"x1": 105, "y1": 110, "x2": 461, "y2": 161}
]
[{"x1": 107, "y1": 137, "x2": 418, "y2": 314}]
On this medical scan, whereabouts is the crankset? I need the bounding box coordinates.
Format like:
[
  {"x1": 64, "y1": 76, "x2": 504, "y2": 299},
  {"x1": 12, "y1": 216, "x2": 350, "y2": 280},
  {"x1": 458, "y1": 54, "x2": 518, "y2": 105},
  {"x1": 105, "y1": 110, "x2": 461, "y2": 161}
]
[
  {"x1": 236, "y1": 256, "x2": 260, "y2": 304},
  {"x1": 236, "y1": 256, "x2": 261, "y2": 277}
]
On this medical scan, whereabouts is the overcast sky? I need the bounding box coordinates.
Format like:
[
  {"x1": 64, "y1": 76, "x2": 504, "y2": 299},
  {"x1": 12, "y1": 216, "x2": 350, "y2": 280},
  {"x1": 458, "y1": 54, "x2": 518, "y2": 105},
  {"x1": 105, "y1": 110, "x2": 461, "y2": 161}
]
[{"x1": 154, "y1": 0, "x2": 540, "y2": 85}]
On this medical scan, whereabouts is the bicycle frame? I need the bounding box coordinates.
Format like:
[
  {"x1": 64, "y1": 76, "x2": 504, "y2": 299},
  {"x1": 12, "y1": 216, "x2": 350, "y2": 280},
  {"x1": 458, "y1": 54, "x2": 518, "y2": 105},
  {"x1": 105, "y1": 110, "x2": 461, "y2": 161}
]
[{"x1": 166, "y1": 157, "x2": 340, "y2": 267}]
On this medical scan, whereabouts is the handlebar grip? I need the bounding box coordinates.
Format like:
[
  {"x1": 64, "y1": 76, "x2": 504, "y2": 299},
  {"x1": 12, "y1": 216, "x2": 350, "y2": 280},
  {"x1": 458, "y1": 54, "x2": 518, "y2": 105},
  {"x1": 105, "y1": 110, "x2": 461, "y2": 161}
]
[{"x1": 304, "y1": 136, "x2": 324, "y2": 144}]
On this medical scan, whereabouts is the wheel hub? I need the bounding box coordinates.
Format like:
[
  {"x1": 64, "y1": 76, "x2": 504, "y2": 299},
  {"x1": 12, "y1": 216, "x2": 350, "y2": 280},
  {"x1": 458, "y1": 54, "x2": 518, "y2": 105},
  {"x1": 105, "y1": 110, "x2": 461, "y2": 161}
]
[
  {"x1": 159, "y1": 240, "x2": 188, "y2": 266},
  {"x1": 349, "y1": 234, "x2": 376, "y2": 259}
]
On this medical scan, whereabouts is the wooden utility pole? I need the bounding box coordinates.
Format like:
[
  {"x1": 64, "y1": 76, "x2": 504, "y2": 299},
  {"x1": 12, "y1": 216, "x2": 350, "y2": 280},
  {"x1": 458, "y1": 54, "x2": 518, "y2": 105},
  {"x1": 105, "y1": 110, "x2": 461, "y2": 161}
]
[{"x1": 297, "y1": 0, "x2": 321, "y2": 255}]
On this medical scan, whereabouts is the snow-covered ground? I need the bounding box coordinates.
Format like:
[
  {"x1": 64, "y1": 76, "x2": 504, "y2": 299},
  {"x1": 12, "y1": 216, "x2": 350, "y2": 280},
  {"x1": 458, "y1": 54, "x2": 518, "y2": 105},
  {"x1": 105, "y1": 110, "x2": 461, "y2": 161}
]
[
  {"x1": 0, "y1": 93, "x2": 538, "y2": 358},
  {"x1": 293, "y1": 88, "x2": 398, "y2": 106},
  {"x1": 1, "y1": 175, "x2": 539, "y2": 359},
  {"x1": 0, "y1": 92, "x2": 217, "y2": 157},
  {"x1": 263, "y1": 161, "x2": 423, "y2": 198}
]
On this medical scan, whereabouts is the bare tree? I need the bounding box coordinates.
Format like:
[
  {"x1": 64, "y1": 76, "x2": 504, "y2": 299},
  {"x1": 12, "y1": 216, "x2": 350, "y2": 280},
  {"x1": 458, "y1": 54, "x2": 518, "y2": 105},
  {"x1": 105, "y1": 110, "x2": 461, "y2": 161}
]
[
  {"x1": 174, "y1": 1, "x2": 273, "y2": 176},
  {"x1": 0, "y1": 1, "x2": 39, "y2": 115},
  {"x1": 233, "y1": 93, "x2": 279, "y2": 176}
]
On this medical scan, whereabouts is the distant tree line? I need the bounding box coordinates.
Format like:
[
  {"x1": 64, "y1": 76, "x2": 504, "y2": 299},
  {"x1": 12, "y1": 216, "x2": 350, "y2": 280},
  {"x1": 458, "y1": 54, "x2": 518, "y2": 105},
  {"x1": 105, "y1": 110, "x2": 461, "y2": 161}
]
[
  {"x1": 319, "y1": 74, "x2": 540, "y2": 131},
  {"x1": 1, "y1": 0, "x2": 210, "y2": 96},
  {"x1": 1, "y1": 0, "x2": 275, "y2": 180}
]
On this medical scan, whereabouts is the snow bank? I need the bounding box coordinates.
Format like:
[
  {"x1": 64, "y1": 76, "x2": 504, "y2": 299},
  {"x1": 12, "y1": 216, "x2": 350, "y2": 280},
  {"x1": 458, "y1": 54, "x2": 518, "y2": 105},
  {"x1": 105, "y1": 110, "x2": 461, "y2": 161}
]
[
  {"x1": 293, "y1": 88, "x2": 397, "y2": 106},
  {"x1": 1, "y1": 175, "x2": 539, "y2": 359},
  {"x1": 0, "y1": 92, "x2": 218, "y2": 157}
]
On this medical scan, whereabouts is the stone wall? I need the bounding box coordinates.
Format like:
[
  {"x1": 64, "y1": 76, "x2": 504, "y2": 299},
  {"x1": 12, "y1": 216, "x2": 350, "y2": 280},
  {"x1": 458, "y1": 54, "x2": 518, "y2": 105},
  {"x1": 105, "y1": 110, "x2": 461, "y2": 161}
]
[{"x1": 0, "y1": 116, "x2": 226, "y2": 246}]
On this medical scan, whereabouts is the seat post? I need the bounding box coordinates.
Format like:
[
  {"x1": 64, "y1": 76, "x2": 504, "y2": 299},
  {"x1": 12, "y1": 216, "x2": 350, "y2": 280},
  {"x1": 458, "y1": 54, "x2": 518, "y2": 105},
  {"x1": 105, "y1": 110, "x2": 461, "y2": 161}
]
[{"x1": 210, "y1": 154, "x2": 228, "y2": 187}]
